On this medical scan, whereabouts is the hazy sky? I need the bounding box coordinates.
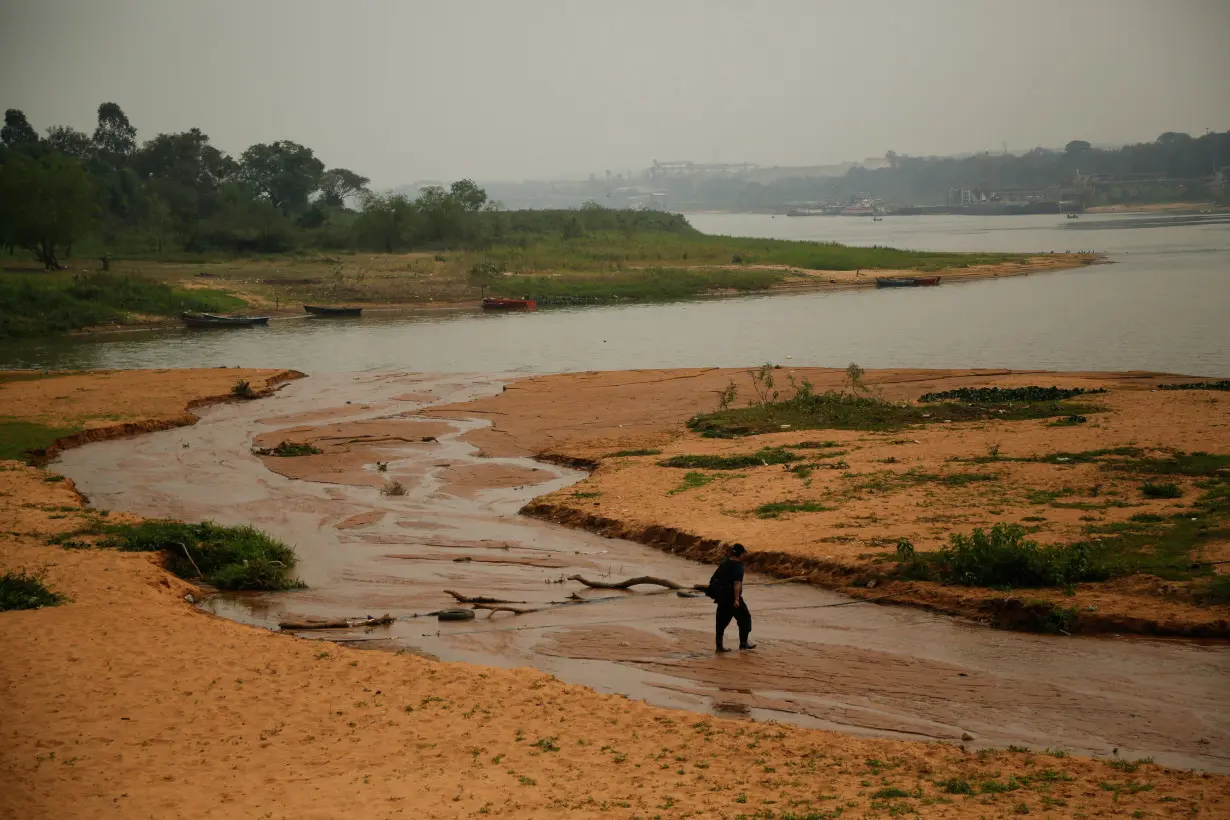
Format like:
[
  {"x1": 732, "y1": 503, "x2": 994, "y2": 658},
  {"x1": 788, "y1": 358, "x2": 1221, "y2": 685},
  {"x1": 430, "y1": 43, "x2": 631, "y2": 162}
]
[{"x1": 3, "y1": 0, "x2": 1228, "y2": 186}]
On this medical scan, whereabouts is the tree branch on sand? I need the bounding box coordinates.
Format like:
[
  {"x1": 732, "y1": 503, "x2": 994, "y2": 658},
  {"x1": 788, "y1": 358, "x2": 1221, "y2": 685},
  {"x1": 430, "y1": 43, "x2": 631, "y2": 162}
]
[
  {"x1": 444, "y1": 590, "x2": 527, "y2": 604},
  {"x1": 567, "y1": 574, "x2": 705, "y2": 591}
]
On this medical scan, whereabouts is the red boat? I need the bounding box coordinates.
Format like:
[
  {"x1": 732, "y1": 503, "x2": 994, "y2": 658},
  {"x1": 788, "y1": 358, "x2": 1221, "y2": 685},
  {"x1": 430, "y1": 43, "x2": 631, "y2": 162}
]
[
  {"x1": 912, "y1": 276, "x2": 941, "y2": 286},
  {"x1": 481, "y1": 297, "x2": 537, "y2": 311}
]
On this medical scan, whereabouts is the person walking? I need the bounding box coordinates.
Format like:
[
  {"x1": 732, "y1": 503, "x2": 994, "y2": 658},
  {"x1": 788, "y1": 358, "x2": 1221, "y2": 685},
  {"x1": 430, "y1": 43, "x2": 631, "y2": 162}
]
[{"x1": 707, "y1": 543, "x2": 755, "y2": 652}]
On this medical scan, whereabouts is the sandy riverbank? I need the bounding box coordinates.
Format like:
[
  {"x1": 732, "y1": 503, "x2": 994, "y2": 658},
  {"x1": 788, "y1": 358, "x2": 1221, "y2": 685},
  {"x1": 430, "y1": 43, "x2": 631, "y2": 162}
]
[
  {"x1": 3, "y1": 369, "x2": 1228, "y2": 818},
  {"x1": 433, "y1": 367, "x2": 1230, "y2": 637}
]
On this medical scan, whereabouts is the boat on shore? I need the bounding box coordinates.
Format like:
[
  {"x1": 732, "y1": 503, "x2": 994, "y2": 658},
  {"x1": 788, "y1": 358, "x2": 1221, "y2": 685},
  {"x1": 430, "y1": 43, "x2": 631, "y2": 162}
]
[
  {"x1": 304, "y1": 305, "x2": 363, "y2": 317},
  {"x1": 481, "y1": 297, "x2": 537, "y2": 311},
  {"x1": 181, "y1": 312, "x2": 270, "y2": 328},
  {"x1": 875, "y1": 276, "x2": 942, "y2": 288}
]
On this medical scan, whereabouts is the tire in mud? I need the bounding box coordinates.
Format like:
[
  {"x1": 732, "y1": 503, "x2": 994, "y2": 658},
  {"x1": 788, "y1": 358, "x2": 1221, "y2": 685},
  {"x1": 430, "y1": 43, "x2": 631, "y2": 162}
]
[{"x1": 436, "y1": 608, "x2": 476, "y2": 622}]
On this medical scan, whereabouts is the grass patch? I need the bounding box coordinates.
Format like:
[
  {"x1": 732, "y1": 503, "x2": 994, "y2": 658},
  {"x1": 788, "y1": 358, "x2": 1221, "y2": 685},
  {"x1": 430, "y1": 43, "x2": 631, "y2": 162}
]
[
  {"x1": 1157, "y1": 380, "x2": 1230, "y2": 391},
  {"x1": 1111, "y1": 451, "x2": 1230, "y2": 478},
  {"x1": 0, "y1": 567, "x2": 65, "y2": 611},
  {"x1": 668, "y1": 471, "x2": 718, "y2": 495},
  {"x1": 754, "y1": 500, "x2": 831, "y2": 519},
  {"x1": 659, "y1": 447, "x2": 800, "y2": 470},
  {"x1": 1141, "y1": 482, "x2": 1182, "y2": 499},
  {"x1": 918, "y1": 386, "x2": 1107, "y2": 403},
  {"x1": 253, "y1": 440, "x2": 323, "y2": 457},
  {"x1": 95, "y1": 519, "x2": 303, "y2": 590},
  {"x1": 0, "y1": 271, "x2": 246, "y2": 339},
  {"x1": 381, "y1": 480, "x2": 406, "y2": 496},
  {"x1": 689, "y1": 390, "x2": 1100, "y2": 437},
  {"x1": 604, "y1": 448, "x2": 662, "y2": 458},
  {"x1": 784, "y1": 440, "x2": 841, "y2": 450},
  {"x1": 0, "y1": 420, "x2": 82, "y2": 462}
]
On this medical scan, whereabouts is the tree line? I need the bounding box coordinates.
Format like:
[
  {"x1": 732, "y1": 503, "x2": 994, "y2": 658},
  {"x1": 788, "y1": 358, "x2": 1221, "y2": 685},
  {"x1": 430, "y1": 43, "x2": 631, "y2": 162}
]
[{"x1": 1, "y1": 104, "x2": 688, "y2": 270}]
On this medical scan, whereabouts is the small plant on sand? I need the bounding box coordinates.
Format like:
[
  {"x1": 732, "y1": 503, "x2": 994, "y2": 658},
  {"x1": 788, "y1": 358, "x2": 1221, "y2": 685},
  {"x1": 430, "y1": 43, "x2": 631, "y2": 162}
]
[
  {"x1": 532, "y1": 736, "x2": 560, "y2": 753},
  {"x1": 754, "y1": 500, "x2": 831, "y2": 519},
  {"x1": 604, "y1": 448, "x2": 662, "y2": 458},
  {"x1": 381, "y1": 480, "x2": 407, "y2": 497},
  {"x1": 231, "y1": 379, "x2": 257, "y2": 399},
  {"x1": 253, "y1": 440, "x2": 322, "y2": 457},
  {"x1": 1141, "y1": 482, "x2": 1182, "y2": 499},
  {"x1": 717, "y1": 379, "x2": 738, "y2": 411},
  {"x1": 0, "y1": 567, "x2": 65, "y2": 611}
]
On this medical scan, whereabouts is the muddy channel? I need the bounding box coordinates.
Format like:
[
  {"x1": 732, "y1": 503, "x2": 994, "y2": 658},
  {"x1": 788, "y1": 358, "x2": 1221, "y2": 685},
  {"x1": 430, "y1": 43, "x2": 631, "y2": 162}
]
[{"x1": 55, "y1": 372, "x2": 1230, "y2": 772}]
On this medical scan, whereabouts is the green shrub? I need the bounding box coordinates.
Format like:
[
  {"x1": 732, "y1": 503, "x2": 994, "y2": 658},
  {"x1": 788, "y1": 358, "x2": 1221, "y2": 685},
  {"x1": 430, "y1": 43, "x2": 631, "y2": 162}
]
[
  {"x1": 1157, "y1": 380, "x2": 1230, "y2": 391},
  {"x1": 98, "y1": 520, "x2": 303, "y2": 590},
  {"x1": 902, "y1": 523, "x2": 1096, "y2": 587},
  {"x1": 1141, "y1": 482, "x2": 1182, "y2": 499},
  {"x1": 0, "y1": 568, "x2": 65, "y2": 611},
  {"x1": 754, "y1": 500, "x2": 831, "y2": 519},
  {"x1": 604, "y1": 448, "x2": 662, "y2": 458}
]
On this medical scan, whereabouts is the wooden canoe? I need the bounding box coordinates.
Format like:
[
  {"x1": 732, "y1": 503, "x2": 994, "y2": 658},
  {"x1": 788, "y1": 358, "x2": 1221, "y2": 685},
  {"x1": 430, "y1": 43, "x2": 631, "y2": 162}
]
[
  {"x1": 304, "y1": 305, "x2": 363, "y2": 317},
  {"x1": 481, "y1": 297, "x2": 537, "y2": 311},
  {"x1": 182, "y1": 312, "x2": 270, "y2": 327}
]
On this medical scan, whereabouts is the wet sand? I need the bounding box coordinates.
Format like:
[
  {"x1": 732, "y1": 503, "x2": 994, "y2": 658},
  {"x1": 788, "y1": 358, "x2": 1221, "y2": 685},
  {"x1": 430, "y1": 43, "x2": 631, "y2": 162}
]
[{"x1": 51, "y1": 371, "x2": 1230, "y2": 776}]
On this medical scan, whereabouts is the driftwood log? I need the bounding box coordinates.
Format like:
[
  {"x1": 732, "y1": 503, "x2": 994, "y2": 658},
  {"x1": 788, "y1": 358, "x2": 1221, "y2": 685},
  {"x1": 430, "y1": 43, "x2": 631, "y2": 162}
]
[
  {"x1": 278, "y1": 614, "x2": 395, "y2": 630},
  {"x1": 471, "y1": 603, "x2": 544, "y2": 616},
  {"x1": 567, "y1": 574, "x2": 704, "y2": 591},
  {"x1": 444, "y1": 590, "x2": 527, "y2": 605}
]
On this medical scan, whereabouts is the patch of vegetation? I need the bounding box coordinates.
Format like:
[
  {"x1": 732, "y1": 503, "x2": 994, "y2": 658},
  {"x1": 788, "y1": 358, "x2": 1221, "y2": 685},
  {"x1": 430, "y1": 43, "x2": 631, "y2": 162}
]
[
  {"x1": 1110, "y1": 451, "x2": 1230, "y2": 478},
  {"x1": 0, "y1": 272, "x2": 246, "y2": 339},
  {"x1": 785, "y1": 440, "x2": 841, "y2": 450},
  {"x1": 918, "y1": 386, "x2": 1107, "y2": 403},
  {"x1": 667, "y1": 471, "x2": 718, "y2": 495},
  {"x1": 0, "y1": 567, "x2": 65, "y2": 611},
  {"x1": 755, "y1": 500, "x2": 831, "y2": 519},
  {"x1": 95, "y1": 519, "x2": 303, "y2": 590},
  {"x1": 0, "y1": 420, "x2": 82, "y2": 462},
  {"x1": 231, "y1": 379, "x2": 257, "y2": 399},
  {"x1": 1194, "y1": 576, "x2": 1230, "y2": 605},
  {"x1": 1157, "y1": 380, "x2": 1230, "y2": 391},
  {"x1": 381, "y1": 480, "x2": 406, "y2": 496},
  {"x1": 1049, "y1": 414, "x2": 1088, "y2": 426},
  {"x1": 689, "y1": 367, "x2": 1101, "y2": 438},
  {"x1": 604, "y1": 448, "x2": 662, "y2": 458},
  {"x1": 1141, "y1": 482, "x2": 1182, "y2": 499},
  {"x1": 898, "y1": 523, "x2": 1095, "y2": 588},
  {"x1": 659, "y1": 447, "x2": 800, "y2": 470},
  {"x1": 253, "y1": 440, "x2": 322, "y2": 457}
]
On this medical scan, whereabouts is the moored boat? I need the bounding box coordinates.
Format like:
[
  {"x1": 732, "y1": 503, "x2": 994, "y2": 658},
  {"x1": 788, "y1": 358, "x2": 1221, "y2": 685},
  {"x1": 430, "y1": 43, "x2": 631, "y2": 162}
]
[
  {"x1": 874, "y1": 276, "x2": 941, "y2": 288},
  {"x1": 481, "y1": 297, "x2": 537, "y2": 311},
  {"x1": 181, "y1": 312, "x2": 270, "y2": 327},
  {"x1": 304, "y1": 305, "x2": 363, "y2": 317}
]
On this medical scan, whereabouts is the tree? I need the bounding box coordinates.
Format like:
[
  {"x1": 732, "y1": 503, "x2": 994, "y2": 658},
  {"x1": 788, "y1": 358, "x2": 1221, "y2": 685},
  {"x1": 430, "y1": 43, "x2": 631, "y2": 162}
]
[
  {"x1": 239, "y1": 141, "x2": 325, "y2": 215},
  {"x1": 1, "y1": 109, "x2": 39, "y2": 149},
  {"x1": 449, "y1": 178, "x2": 488, "y2": 212},
  {"x1": 0, "y1": 152, "x2": 96, "y2": 269},
  {"x1": 1064, "y1": 140, "x2": 1091, "y2": 156},
  {"x1": 45, "y1": 125, "x2": 93, "y2": 159},
  {"x1": 92, "y1": 102, "x2": 137, "y2": 163},
  {"x1": 354, "y1": 192, "x2": 416, "y2": 252},
  {"x1": 318, "y1": 168, "x2": 370, "y2": 207}
]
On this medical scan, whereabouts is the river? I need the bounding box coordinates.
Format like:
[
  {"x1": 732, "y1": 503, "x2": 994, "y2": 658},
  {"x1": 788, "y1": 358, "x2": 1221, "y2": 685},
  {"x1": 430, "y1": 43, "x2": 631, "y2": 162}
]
[{"x1": 2, "y1": 212, "x2": 1228, "y2": 375}]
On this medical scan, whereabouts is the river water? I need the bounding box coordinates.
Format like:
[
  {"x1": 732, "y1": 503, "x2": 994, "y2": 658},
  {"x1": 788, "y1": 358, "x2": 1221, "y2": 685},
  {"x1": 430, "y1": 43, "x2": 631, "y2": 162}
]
[{"x1": 2, "y1": 212, "x2": 1228, "y2": 375}]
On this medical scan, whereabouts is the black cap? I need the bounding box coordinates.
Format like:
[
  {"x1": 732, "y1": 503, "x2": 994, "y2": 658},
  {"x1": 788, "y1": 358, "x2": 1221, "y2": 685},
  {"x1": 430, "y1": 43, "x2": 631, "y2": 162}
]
[{"x1": 731, "y1": 543, "x2": 746, "y2": 556}]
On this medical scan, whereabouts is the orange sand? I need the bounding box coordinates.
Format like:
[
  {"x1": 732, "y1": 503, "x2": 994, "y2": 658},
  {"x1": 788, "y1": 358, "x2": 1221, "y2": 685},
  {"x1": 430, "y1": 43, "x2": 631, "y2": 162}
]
[{"x1": 2, "y1": 369, "x2": 1229, "y2": 818}]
